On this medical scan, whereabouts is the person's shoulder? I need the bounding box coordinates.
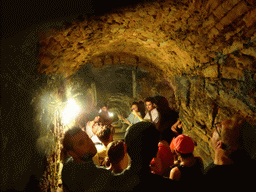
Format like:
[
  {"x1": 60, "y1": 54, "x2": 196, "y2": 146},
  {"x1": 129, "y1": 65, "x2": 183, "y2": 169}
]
[
  {"x1": 152, "y1": 108, "x2": 158, "y2": 113},
  {"x1": 170, "y1": 166, "x2": 181, "y2": 179},
  {"x1": 204, "y1": 161, "x2": 215, "y2": 173},
  {"x1": 95, "y1": 144, "x2": 106, "y2": 153},
  {"x1": 149, "y1": 173, "x2": 179, "y2": 190},
  {"x1": 127, "y1": 112, "x2": 133, "y2": 119}
]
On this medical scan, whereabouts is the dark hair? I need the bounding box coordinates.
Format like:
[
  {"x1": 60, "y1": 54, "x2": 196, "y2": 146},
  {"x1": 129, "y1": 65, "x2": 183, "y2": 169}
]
[
  {"x1": 62, "y1": 126, "x2": 82, "y2": 151},
  {"x1": 125, "y1": 121, "x2": 160, "y2": 163},
  {"x1": 106, "y1": 140, "x2": 126, "y2": 166},
  {"x1": 96, "y1": 125, "x2": 115, "y2": 144},
  {"x1": 131, "y1": 101, "x2": 139, "y2": 107},
  {"x1": 61, "y1": 126, "x2": 82, "y2": 161},
  {"x1": 175, "y1": 151, "x2": 194, "y2": 159},
  {"x1": 160, "y1": 128, "x2": 175, "y2": 144},
  {"x1": 154, "y1": 95, "x2": 169, "y2": 109},
  {"x1": 99, "y1": 103, "x2": 108, "y2": 108},
  {"x1": 138, "y1": 100, "x2": 146, "y2": 118},
  {"x1": 144, "y1": 97, "x2": 156, "y2": 104}
]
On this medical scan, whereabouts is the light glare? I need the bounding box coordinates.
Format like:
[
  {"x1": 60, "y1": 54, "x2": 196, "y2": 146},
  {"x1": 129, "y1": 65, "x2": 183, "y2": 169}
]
[
  {"x1": 62, "y1": 98, "x2": 80, "y2": 125},
  {"x1": 109, "y1": 112, "x2": 114, "y2": 117}
]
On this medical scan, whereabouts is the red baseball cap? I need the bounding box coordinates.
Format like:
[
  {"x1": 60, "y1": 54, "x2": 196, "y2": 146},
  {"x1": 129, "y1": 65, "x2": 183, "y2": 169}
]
[{"x1": 173, "y1": 134, "x2": 194, "y2": 154}]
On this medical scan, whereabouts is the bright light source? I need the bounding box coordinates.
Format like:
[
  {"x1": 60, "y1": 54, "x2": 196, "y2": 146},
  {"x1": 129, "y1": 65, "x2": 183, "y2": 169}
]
[
  {"x1": 62, "y1": 98, "x2": 81, "y2": 125},
  {"x1": 109, "y1": 112, "x2": 114, "y2": 117}
]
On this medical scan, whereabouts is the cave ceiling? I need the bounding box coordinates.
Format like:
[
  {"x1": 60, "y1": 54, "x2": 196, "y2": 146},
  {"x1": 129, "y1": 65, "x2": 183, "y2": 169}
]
[
  {"x1": 36, "y1": 0, "x2": 256, "y2": 121},
  {"x1": 37, "y1": 0, "x2": 255, "y2": 80}
]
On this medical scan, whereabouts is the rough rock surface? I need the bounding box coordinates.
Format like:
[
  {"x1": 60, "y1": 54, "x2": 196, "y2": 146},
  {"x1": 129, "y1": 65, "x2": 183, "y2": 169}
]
[{"x1": 38, "y1": 0, "x2": 256, "y2": 166}]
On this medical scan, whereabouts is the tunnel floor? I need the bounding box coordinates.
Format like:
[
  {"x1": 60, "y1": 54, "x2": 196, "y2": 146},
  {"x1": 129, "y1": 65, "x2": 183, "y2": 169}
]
[{"x1": 112, "y1": 121, "x2": 126, "y2": 141}]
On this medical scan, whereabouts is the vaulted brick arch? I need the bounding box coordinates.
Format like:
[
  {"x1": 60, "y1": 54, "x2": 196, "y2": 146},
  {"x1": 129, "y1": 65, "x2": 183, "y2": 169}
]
[{"x1": 37, "y1": 0, "x2": 256, "y2": 165}]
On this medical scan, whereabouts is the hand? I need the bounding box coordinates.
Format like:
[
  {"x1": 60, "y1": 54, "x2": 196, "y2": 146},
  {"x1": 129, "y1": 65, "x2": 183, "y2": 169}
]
[
  {"x1": 132, "y1": 110, "x2": 138, "y2": 116},
  {"x1": 118, "y1": 114, "x2": 123, "y2": 120}
]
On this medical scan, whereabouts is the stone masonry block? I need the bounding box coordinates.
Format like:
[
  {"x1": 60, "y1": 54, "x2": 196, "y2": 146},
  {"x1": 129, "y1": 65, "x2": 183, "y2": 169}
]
[
  {"x1": 202, "y1": 14, "x2": 216, "y2": 29},
  {"x1": 205, "y1": 82, "x2": 219, "y2": 100},
  {"x1": 208, "y1": 27, "x2": 219, "y2": 39},
  {"x1": 202, "y1": 65, "x2": 219, "y2": 78},
  {"x1": 104, "y1": 55, "x2": 112, "y2": 65},
  {"x1": 218, "y1": 89, "x2": 253, "y2": 115},
  {"x1": 246, "y1": 0, "x2": 256, "y2": 6},
  {"x1": 213, "y1": 0, "x2": 240, "y2": 20},
  {"x1": 227, "y1": 0, "x2": 249, "y2": 19},
  {"x1": 206, "y1": 0, "x2": 224, "y2": 12},
  {"x1": 215, "y1": 1, "x2": 249, "y2": 31},
  {"x1": 221, "y1": 66, "x2": 244, "y2": 80},
  {"x1": 243, "y1": 8, "x2": 256, "y2": 28}
]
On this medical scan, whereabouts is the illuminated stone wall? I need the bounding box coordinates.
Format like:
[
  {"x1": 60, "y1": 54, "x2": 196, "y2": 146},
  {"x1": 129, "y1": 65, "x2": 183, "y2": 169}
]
[{"x1": 38, "y1": 0, "x2": 256, "y2": 165}]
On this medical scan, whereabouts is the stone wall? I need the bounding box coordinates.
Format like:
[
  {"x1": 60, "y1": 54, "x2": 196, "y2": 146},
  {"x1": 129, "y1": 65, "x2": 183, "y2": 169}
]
[
  {"x1": 173, "y1": 40, "x2": 256, "y2": 165},
  {"x1": 37, "y1": 0, "x2": 256, "y2": 166}
]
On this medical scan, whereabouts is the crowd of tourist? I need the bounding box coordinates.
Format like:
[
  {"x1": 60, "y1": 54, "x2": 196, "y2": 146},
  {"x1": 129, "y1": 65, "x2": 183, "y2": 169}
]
[{"x1": 61, "y1": 96, "x2": 256, "y2": 192}]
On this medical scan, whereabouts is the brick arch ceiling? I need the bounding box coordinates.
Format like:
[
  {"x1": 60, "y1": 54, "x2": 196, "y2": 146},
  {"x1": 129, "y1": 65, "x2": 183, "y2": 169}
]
[
  {"x1": 38, "y1": 0, "x2": 256, "y2": 81},
  {"x1": 37, "y1": 0, "x2": 256, "y2": 165}
]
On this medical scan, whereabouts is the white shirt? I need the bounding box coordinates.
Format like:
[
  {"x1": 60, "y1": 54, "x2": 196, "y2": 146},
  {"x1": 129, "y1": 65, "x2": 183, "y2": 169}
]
[
  {"x1": 144, "y1": 108, "x2": 159, "y2": 124},
  {"x1": 126, "y1": 112, "x2": 141, "y2": 125},
  {"x1": 91, "y1": 135, "x2": 102, "y2": 144}
]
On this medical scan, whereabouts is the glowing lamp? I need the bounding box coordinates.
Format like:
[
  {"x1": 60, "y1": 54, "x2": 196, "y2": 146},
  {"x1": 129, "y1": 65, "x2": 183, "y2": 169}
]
[
  {"x1": 109, "y1": 112, "x2": 114, "y2": 117},
  {"x1": 62, "y1": 98, "x2": 81, "y2": 125}
]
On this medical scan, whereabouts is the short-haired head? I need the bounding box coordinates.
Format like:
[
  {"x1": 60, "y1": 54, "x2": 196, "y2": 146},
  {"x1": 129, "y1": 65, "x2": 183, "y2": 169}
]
[
  {"x1": 106, "y1": 140, "x2": 126, "y2": 165},
  {"x1": 131, "y1": 101, "x2": 139, "y2": 107},
  {"x1": 62, "y1": 126, "x2": 82, "y2": 151},
  {"x1": 96, "y1": 124, "x2": 115, "y2": 144},
  {"x1": 99, "y1": 103, "x2": 108, "y2": 109},
  {"x1": 124, "y1": 121, "x2": 160, "y2": 164},
  {"x1": 221, "y1": 114, "x2": 245, "y2": 153},
  {"x1": 144, "y1": 97, "x2": 156, "y2": 104}
]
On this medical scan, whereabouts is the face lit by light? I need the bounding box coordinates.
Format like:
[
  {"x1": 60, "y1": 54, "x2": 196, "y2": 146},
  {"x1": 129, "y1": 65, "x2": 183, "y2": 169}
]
[
  {"x1": 131, "y1": 105, "x2": 139, "y2": 112},
  {"x1": 145, "y1": 101, "x2": 154, "y2": 112},
  {"x1": 102, "y1": 106, "x2": 107, "y2": 112},
  {"x1": 62, "y1": 98, "x2": 81, "y2": 125}
]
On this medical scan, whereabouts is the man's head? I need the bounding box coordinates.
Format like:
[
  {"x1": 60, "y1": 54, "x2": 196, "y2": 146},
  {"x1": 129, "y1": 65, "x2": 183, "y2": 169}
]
[
  {"x1": 211, "y1": 115, "x2": 245, "y2": 157},
  {"x1": 96, "y1": 124, "x2": 115, "y2": 146},
  {"x1": 145, "y1": 97, "x2": 156, "y2": 112},
  {"x1": 106, "y1": 140, "x2": 129, "y2": 169},
  {"x1": 62, "y1": 126, "x2": 97, "y2": 162},
  {"x1": 99, "y1": 103, "x2": 108, "y2": 112},
  {"x1": 125, "y1": 121, "x2": 160, "y2": 165},
  {"x1": 131, "y1": 102, "x2": 139, "y2": 112},
  {"x1": 91, "y1": 116, "x2": 105, "y2": 135}
]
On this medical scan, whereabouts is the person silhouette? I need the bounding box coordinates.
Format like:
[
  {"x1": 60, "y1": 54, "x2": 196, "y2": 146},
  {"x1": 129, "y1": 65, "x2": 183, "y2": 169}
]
[{"x1": 111, "y1": 121, "x2": 180, "y2": 191}]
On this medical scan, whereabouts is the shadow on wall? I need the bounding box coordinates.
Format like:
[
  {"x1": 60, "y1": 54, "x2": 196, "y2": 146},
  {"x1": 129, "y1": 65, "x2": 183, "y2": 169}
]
[{"x1": 1, "y1": 25, "x2": 48, "y2": 191}]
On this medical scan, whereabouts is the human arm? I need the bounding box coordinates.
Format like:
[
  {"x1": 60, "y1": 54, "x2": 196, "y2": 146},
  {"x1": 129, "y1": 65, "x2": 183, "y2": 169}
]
[
  {"x1": 132, "y1": 110, "x2": 144, "y2": 122},
  {"x1": 150, "y1": 150, "x2": 163, "y2": 175},
  {"x1": 118, "y1": 114, "x2": 132, "y2": 125},
  {"x1": 169, "y1": 166, "x2": 181, "y2": 181},
  {"x1": 86, "y1": 121, "x2": 95, "y2": 138},
  {"x1": 171, "y1": 120, "x2": 182, "y2": 135}
]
